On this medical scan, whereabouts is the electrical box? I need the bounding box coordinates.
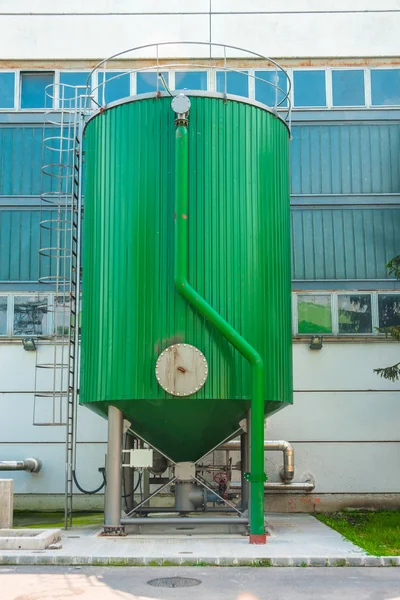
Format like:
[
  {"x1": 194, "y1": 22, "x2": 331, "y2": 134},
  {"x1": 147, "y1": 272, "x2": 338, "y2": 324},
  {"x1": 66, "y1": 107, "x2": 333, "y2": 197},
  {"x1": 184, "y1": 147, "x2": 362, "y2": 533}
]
[{"x1": 122, "y1": 448, "x2": 153, "y2": 468}]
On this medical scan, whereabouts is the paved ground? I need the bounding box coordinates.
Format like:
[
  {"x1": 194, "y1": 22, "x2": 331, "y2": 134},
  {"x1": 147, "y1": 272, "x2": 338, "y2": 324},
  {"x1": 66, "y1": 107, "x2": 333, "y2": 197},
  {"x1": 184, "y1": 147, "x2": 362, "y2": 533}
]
[
  {"x1": 0, "y1": 514, "x2": 370, "y2": 566},
  {"x1": 1, "y1": 566, "x2": 400, "y2": 599}
]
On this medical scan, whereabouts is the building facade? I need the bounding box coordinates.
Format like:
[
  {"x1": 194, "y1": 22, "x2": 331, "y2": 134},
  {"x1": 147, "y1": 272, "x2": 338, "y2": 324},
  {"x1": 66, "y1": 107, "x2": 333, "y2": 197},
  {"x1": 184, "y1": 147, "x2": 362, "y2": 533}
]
[{"x1": 0, "y1": 1, "x2": 400, "y2": 511}]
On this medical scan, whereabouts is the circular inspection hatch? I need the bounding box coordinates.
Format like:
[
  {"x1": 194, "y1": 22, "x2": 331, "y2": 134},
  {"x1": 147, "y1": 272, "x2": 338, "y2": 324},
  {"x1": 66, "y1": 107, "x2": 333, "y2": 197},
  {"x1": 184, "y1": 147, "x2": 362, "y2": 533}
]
[
  {"x1": 147, "y1": 577, "x2": 201, "y2": 588},
  {"x1": 155, "y1": 343, "x2": 208, "y2": 396}
]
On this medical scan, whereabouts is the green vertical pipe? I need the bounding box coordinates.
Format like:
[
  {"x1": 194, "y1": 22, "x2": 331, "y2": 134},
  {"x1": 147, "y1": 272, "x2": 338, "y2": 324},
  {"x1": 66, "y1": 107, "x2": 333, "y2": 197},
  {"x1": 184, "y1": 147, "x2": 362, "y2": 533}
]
[{"x1": 174, "y1": 123, "x2": 267, "y2": 543}]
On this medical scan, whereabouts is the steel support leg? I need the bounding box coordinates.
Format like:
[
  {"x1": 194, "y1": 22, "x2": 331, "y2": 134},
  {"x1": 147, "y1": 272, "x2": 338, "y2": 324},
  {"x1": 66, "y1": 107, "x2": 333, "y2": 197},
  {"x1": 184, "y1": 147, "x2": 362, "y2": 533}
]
[
  {"x1": 240, "y1": 430, "x2": 249, "y2": 512},
  {"x1": 123, "y1": 433, "x2": 135, "y2": 513},
  {"x1": 104, "y1": 405, "x2": 124, "y2": 534}
]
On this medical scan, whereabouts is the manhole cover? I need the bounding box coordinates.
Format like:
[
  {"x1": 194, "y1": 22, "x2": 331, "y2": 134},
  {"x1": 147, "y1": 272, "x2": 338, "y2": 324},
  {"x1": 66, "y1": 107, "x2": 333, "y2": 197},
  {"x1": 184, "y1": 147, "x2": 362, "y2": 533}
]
[{"x1": 147, "y1": 577, "x2": 201, "y2": 588}]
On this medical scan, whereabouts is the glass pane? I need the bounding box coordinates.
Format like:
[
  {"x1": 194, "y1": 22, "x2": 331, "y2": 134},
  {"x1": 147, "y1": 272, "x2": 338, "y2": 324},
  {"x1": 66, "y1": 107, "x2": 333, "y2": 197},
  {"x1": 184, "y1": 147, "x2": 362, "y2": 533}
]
[
  {"x1": 297, "y1": 295, "x2": 332, "y2": 334},
  {"x1": 98, "y1": 72, "x2": 130, "y2": 104},
  {"x1": 378, "y1": 294, "x2": 400, "y2": 329},
  {"x1": 13, "y1": 296, "x2": 48, "y2": 336},
  {"x1": 338, "y1": 295, "x2": 372, "y2": 334},
  {"x1": 136, "y1": 72, "x2": 169, "y2": 94},
  {"x1": 54, "y1": 295, "x2": 70, "y2": 335},
  {"x1": 371, "y1": 69, "x2": 400, "y2": 106},
  {"x1": 255, "y1": 70, "x2": 288, "y2": 107},
  {"x1": 21, "y1": 72, "x2": 54, "y2": 109},
  {"x1": 0, "y1": 73, "x2": 15, "y2": 109},
  {"x1": 216, "y1": 71, "x2": 249, "y2": 98},
  {"x1": 175, "y1": 71, "x2": 207, "y2": 91},
  {"x1": 332, "y1": 70, "x2": 365, "y2": 106},
  {"x1": 0, "y1": 297, "x2": 7, "y2": 335},
  {"x1": 293, "y1": 70, "x2": 326, "y2": 107},
  {"x1": 60, "y1": 71, "x2": 90, "y2": 102}
]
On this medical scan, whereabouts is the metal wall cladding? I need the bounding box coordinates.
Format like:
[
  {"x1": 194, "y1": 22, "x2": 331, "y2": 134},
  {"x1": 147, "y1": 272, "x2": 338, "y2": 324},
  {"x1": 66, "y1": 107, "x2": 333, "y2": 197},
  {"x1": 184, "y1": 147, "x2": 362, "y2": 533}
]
[
  {"x1": 291, "y1": 123, "x2": 400, "y2": 195},
  {"x1": 0, "y1": 126, "x2": 58, "y2": 196},
  {"x1": 81, "y1": 96, "x2": 292, "y2": 458},
  {"x1": 0, "y1": 209, "x2": 59, "y2": 281},
  {"x1": 292, "y1": 207, "x2": 400, "y2": 281}
]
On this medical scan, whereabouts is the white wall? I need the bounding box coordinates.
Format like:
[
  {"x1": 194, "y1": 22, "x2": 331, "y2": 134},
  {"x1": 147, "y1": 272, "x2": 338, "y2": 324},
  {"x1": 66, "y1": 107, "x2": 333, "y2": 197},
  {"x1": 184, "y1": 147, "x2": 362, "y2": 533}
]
[
  {"x1": 1, "y1": 340, "x2": 399, "y2": 509},
  {"x1": 0, "y1": 1, "x2": 399, "y2": 59}
]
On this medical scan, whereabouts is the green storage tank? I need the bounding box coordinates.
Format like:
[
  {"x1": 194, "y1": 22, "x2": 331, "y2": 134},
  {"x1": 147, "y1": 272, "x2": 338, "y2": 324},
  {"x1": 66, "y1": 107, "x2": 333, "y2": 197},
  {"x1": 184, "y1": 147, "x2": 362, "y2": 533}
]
[{"x1": 81, "y1": 93, "x2": 292, "y2": 464}]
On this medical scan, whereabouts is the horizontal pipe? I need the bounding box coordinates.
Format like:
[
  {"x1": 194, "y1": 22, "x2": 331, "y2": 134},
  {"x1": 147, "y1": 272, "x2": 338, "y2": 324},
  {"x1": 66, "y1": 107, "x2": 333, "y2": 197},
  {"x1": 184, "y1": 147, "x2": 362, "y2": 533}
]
[
  {"x1": 130, "y1": 507, "x2": 238, "y2": 514},
  {"x1": 220, "y1": 440, "x2": 294, "y2": 482},
  {"x1": 0, "y1": 458, "x2": 42, "y2": 473},
  {"x1": 230, "y1": 480, "x2": 315, "y2": 492},
  {"x1": 264, "y1": 482, "x2": 315, "y2": 491},
  {"x1": 121, "y1": 517, "x2": 249, "y2": 525}
]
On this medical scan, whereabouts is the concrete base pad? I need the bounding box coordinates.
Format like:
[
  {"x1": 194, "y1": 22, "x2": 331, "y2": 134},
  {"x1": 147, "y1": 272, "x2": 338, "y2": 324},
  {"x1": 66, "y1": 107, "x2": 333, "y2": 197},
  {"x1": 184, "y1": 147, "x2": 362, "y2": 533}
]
[
  {"x1": 0, "y1": 529, "x2": 61, "y2": 550},
  {"x1": 0, "y1": 514, "x2": 375, "y2": 565}
]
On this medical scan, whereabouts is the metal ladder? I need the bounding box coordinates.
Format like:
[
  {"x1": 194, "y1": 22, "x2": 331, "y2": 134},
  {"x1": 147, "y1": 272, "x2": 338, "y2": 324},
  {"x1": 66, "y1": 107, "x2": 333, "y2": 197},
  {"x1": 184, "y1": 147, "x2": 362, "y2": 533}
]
[{"x1": 33, "y1": 84, "x2": 86, "y2": 529}]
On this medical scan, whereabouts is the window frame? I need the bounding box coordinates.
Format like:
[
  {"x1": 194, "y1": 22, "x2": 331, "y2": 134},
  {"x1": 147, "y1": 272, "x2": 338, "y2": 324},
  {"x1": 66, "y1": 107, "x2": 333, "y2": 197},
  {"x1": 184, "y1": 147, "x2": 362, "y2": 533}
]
[
  {"x1": 292, "y1": 68, "x2": 328, "y2": 109},
  {"x1": 19, "y1": 70, "x2": 56, "y2": 111},
  {"x1": 0, "y1": 71, "x2": 17, "y2": 111},
  {"x1": 370, "y1": 66, "x2": 400, "y2": 108},
  {"x1": 293, "y1": 291, "x2": 400, "y2": 337},
  {"x1": 330, "y1": 67, "x2": 367, "y2": 109},
  {"x1": 294, "y1": 292, "x2": 334, "y2": 336}
]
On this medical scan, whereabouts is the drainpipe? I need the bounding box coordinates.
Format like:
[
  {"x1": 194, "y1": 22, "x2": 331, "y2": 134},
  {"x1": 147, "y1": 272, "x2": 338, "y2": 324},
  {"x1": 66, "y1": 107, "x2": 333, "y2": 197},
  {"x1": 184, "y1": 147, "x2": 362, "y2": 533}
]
[
  {"x1": 0, "y1": 458, "x2": 42, "y2": 473},
  {"x1": 174, "y1": 104, "x2": 266, "y2": 544},
  {"x1": 220, "y1": 440, "x2": 294, "y2": 482}
]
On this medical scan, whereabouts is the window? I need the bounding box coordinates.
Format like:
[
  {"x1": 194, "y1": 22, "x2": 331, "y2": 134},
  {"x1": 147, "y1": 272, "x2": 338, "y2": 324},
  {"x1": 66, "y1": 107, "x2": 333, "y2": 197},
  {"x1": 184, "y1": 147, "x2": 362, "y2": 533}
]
[
  {"x1": 136, "y1": 72, "x2": 169, "y2": 94},
  {"x1": 297, "y1": 295, "x2": 332, "y2": 334},
  {"x1": 293, "y1": 70, "x2": 326, "y2": 107},
  {"x1": 0, "y1": 297, "x2": 7, "y2": 335},
  {"x1": 97, "y1": 72, "x2": 130, "y2": 104},
  {"x1": 255, "y1": 70, "x2": 288, "y2": 107},
  {"x1": 216, "y1": 71, "x2": 249, "y2": 98},
  {"x1": 59, "y1": 72, "x2": 90, "y2": 102},
  {"x1": 378, "y1": 294, "x2": 400, "y2": 329},
  {"x1": 20, "y1": 72, "x2": 54, "y2": 109},
  {"x1": 371, "y1": 69, "x2": 400, "y2": 106},
  {"x1": 13, "y1": 296, "x2": 49, "y2": 336},
  {"x1": 338, "y1": 294, "x2": 372, "y2": 334},
  {"x1": 332, "y1": 69, "x2": 365, "y2": 107},
  {"x1": 0, "y1": 73, "x2": 15, "y2": 109},
  {"x1": 175, "y1": 71, "x2": 207, "y2": 91},
  {"x1": 54, "y1": 295, "x2": 70, "y2": 335}
]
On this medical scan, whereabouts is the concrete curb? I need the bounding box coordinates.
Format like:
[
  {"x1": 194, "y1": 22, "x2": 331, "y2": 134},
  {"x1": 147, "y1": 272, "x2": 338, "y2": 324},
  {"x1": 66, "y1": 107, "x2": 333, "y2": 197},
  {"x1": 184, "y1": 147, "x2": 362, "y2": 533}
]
[{"x1": 0, "y1": 555, "x2": 399, "y2": 567}]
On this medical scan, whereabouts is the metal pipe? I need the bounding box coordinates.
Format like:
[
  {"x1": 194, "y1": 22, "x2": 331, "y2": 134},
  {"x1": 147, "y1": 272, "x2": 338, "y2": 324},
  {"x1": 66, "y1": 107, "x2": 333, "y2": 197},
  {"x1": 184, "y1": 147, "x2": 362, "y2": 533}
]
[
  {"x1": 230, "y1": 480, "x2": 315, "y2": 492},
  {"x1": 264, "y1": 482, "x2": 315, "y2": 491},
  {"x1": 220, "y1": 439, "x2": 294, "y2": 482},
  {"x1": 104, "y1": 405, "x2": 123, "y2": 528},
  {"x1": 240, "y1": 430, "x2": 249, "y2": 511},
  {"x1": 121, "y1": 517, "x2": 249, "y2": 525},
  {"x1": 0, "y1": 458, "x2": 42, "y2": 473},
  {"x1": 174, "y1": 117, "x2": 266, "y2": 544}
]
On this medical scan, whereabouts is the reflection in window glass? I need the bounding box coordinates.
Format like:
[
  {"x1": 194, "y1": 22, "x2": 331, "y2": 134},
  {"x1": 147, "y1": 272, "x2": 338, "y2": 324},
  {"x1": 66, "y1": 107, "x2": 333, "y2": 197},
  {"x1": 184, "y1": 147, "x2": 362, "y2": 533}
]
[
  {"x1": 216, "y1": 71, "x2": 249, "y2": 98},
  {"x1": 175, "y1": 71, "x2": 207, "y2": 91},
  {"x1": 136, "y1": 72, "x2": 169, "y2": 94},
  {"x1": 21, "y1": 72, "x2": 54, "y2": 109},
  {"x1": 297, "y1": 295, "x2": 332, "y2": 334},
  {"x1": 54, "y1": 295, "x2": 70, "y2": 335},
  {"x1": 332, "y1": 70, "x2": 365, "y2": 106},
  {"x1": 338, "y1": 295, "x2": 372, "y2": 334},
  {"x1": 97, "y1": 72, "x2": 130, "y2": 104},
  {"x1": 293, "y1": 70, "x2": 326, "y2": 107},
  {"x1": 371, "y1": 69, "x2": 400, "y2": 106},
  {"x1": 0, "y1": 297, "x2": 7, "y2": 335},
  {"x1": 60, "y1": 72, "x2": 90, "y2": 102},
  {"x1": 0, "y1": 73, "x2": 15, "y2": 109},
  {"x1": 13, "y1": 296, "x2": 48, "y2": 336},
  {"x1": 378, "y1": 294, "x2": 400, "y2": 329},
  {"x1": 255, "y1": 70, "x2": 288, "y2": 107}
]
